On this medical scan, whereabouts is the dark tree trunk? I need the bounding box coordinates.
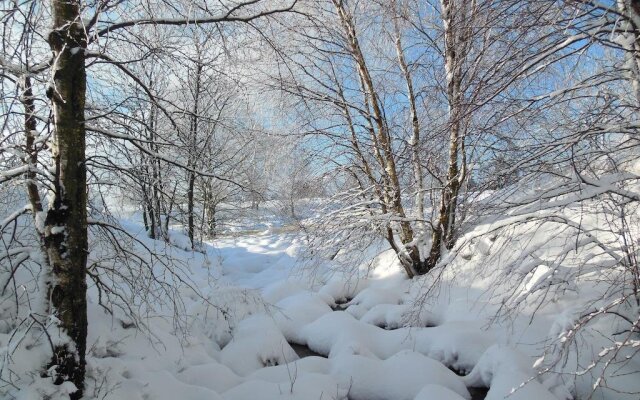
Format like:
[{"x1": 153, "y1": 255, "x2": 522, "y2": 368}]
[
  {"x1": 187, "y1": 172, "x2": 196, "y2": 247},
  {"x1": 206, "y1": 201, "x2": 217, "y2": 238},
  {"x1": 154, "y1": 156, "x2": 165, "y2": 239},
  {"x1": 21, "y1": 76, "x2": 44, "y2": 221},
  {"x1": 187, "y1": 63, "x2": 202, "y2": 249},
  {"x1": 164, "y1": 181, "x2": 178, "y2": 235},
  {"x1": 146, "y1": 101, "x2": 165, "y2": 240},
  {"x1": 45, "y1": 1, "x2": 88, "y2": 398},
  {"x1": 147, "y1": 200, "x2": 157, "y2": 239},
  {"x1": 142, "y1": 201, "x2": 149, "y2": 232}
]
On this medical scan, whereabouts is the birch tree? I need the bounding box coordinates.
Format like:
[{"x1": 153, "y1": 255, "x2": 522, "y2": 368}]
[
  {"x1": 274, "y1": 0, "x2": 573, "y2": 277},
  {"x1": 45, "y1": 1, "x2": 89, "y2": 393}
]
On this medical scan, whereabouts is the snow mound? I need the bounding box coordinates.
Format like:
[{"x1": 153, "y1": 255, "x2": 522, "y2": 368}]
[
  {"x1": 246, "y1": 357, "x2": 332, "y2": 382},
  {"x1": 412, "y1": 322, "x2": 495, "y2": 373},
  {"x1": 360, "y1": 303, "x2": 410, "y2": 329},
  {"x1": 346, "y1": 286, "x2": 405, "y2": 318},
  {"x1": 331, "y1": 351, "x2": 470, "y2": 400},
  {"x1": 222, "y1": 373, "x2": 346, "y2": 400},
  {"x1": 263, "y1": 280, "x2": 309, "y2": 303},
  {"x1": 192, "y1": 286, "x2": 271, "y2": 347},
  {"x1": 273, "y1": 292, "x2": 333, "y2": 343},
  {"x1": 319, "y1": 276, "x2": 369, "y2": 304},
  {"x1": 414, "y1": 384, "x2": 468, "y2": 400},
  {"x1": 177, "y1": 362, "x2": 242, "y2": 392},
  {"x1": 220, "y1": 315, "x2": 299, "y2": 375},
  {"x1": 300, "y1": 311, "x2": 384, "y2": 358},
  {"x1": 464, "y1": 345, "x2": 563, "y2": 400}
]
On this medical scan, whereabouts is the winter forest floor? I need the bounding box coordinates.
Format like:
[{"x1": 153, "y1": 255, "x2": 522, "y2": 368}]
[
  {"x1": 50, "y1": 208, "x2": 632, "y2": 400},
  {"x1": 84, "y1": 228, "x2": 488, "y2": 400}
]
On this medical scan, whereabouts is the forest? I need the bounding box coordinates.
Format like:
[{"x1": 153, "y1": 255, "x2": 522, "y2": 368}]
[{"x1": 0, "y1": 0, "x2": 639, "y2": 399}]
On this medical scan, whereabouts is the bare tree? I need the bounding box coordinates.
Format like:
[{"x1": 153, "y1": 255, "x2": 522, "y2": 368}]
[
  {"x1": 270, "y1": 0, "x2": 577, "y2": 277},
  {"x1": 1, "y1": 0, "x2": 297, "y2": 397}
]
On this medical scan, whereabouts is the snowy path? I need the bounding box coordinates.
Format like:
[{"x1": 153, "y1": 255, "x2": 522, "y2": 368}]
[{"x1": 85, "y1": 232, "x2": 563, "y2": 400}]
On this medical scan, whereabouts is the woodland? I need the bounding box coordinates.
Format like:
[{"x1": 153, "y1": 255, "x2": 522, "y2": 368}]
[{"x1": 0, "y1": 1, "x2": 639, "y2": 399}]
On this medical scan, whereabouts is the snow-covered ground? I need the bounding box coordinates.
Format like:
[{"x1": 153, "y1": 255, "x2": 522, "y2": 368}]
[
  {"x1": 10, "y1": 216, "x2": 604, "y2": 400},
  {"x1": 7, "y1": 191, "x2": 638, "y2": 400},
  {"x1": 74, "y1": 229, "x2": 493, "y2": 400}
]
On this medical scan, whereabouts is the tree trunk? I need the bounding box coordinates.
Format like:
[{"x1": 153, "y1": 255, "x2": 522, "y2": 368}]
[
  {"x1": 164, "y1": 181, "x2": 178, "y2": 235},
  {"x1": 206, "y1": 201, "x2": 217, "y2": 237},
  {"x1": 142, "y1": 203, "x2": 149, "y2": 233},
  {"x1": 145, "y1": 100, "x2": 165, "y2": 240},
  {"x1": 332, "y1": 0, "x2": 420, "y2": 277},
  {"x1": 147, "y1": 200, "x2": 157, "y2": 239},
  {"x1": 20, "y1": 76, "x2": 53, "y2": 313},
  {"x1": 21, "y1": 76, "x2": 45, "y2": 226},
  {"x1": 45, "y1": 1, "x2": 88, "y2": 397},
  {"x1": 187, "y1": 63, "x2": 202, "y2": 249},
  {"x1": 391, "y1": 7, "x2": 425, "y2": 227},
  {"x1": 618, "y1": 0, "x2": 640, "y2": 105},
  {"x1": 425, "y1": 0, "x2": 469, "y2": 272},
  {"x1": 187, "y1": 172, "x2": 196, "y2": 247},
  {"x1": 392, "y1": 8, "x2": 428, "y2": 275}
]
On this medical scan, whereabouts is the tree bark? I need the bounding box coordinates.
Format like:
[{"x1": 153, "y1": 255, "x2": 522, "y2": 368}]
[
  {"x1": 391, "y1": 8, "x2": 425, "y2": 227},
  {"x1": 618, "y1": 0, "x2": 640, "y2": 106},
  {"x1": 45, "y1": 0, "x2": 88, "y2": 397},
  {"x1": 187, "y1": 63, "x2": 202, "y2": 249},
  {"x1": 391, "y1": 7, "x2": 428, "y2": 274},
  {"x1": 425, "y1": 0, "x2": 470, "y2": 272},
  {"x1": 187, "y1": 172, "x2": 196, "y2": 246},
  {"x1": 20, "y1": 76, "x2": 45, "y2": 225},
  {"x1": 332, "y1": 0, "x2": 419, "y2": 277}
]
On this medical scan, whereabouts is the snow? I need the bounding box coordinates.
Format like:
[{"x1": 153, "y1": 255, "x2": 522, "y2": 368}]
[
  {"x1": 3, "y1": 197, "x2": 636, "y2": 400},
  {"x1": 330, "y1": 351, "x2": 470, "y2": 400},
  {"x1": 414, "y1": 384, "x2": 468, "y2": 400},
  {"x1": 272, "y1": 292, "x2": 333, "y2": 343},
  {"x1": 219, "y1": 315, "x2": 299, "y2": 375},
  {"x1": 464, "y1": 345, "x2": 563, "y2": 400},
  {"x1": 178, "y1": 362, "x2": 243, "y2": 392},
  {"x1": 222, "y1": 373, "x2": 345, "y2": 400},
  {"x1": 1, "y1": 224, "x2": 557, "y2": 400}
]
